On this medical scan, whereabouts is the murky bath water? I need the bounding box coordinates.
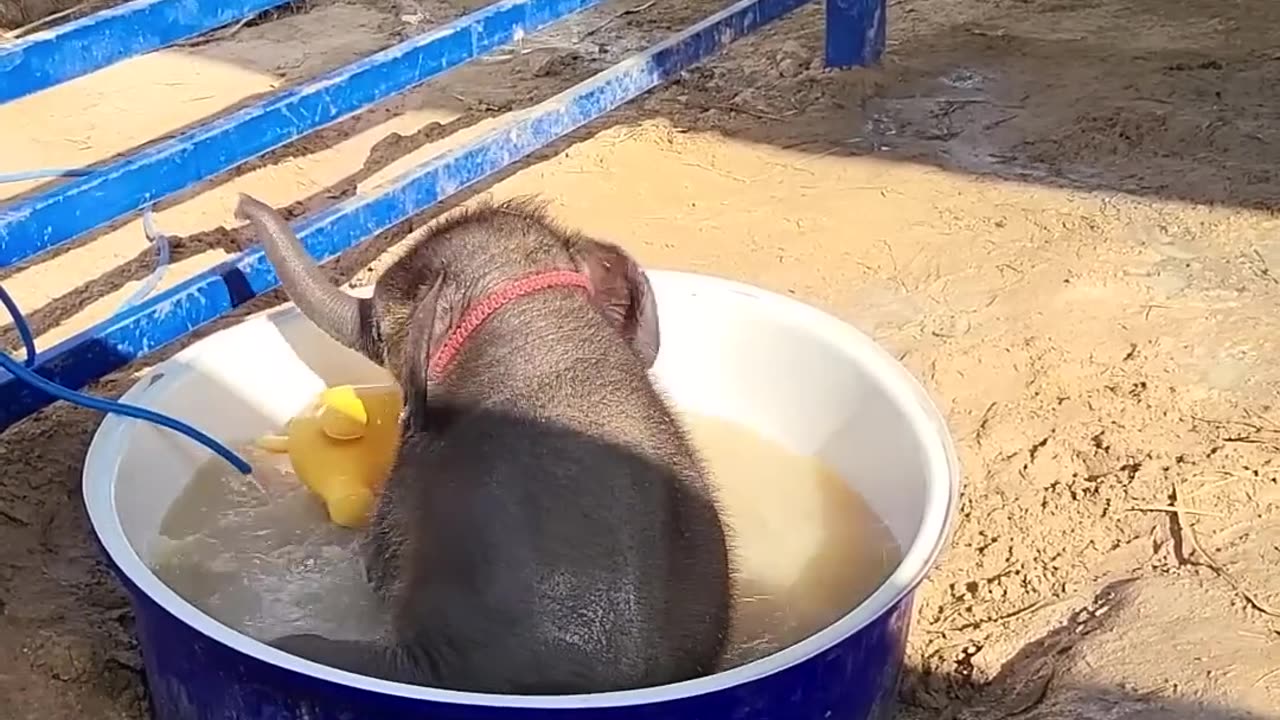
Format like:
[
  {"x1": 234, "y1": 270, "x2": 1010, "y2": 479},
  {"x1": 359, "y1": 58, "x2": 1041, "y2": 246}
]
[{"x1": 150, "y1": 413, "x2": 902, "y2": 670}]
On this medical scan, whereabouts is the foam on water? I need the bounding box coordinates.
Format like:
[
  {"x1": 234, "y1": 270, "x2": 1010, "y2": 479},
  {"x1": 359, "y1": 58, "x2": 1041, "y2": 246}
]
[{"x1": 150, "y1": 447, "x2": 389, "y2": 642}]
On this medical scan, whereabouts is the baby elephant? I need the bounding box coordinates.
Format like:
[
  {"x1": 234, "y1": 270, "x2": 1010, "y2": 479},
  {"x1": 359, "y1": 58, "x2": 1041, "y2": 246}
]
[{"x1": 235, "y1": 193, "x2": 732, "y2": 694}]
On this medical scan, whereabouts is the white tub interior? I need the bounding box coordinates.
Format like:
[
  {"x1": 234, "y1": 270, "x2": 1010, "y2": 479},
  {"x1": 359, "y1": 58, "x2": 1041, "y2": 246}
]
[{"x1": 84, "y1": 270, "x2": 957, "y2": 705}]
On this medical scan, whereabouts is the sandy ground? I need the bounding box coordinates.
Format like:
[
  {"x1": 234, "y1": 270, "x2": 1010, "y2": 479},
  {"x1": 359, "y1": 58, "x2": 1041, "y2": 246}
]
[{"x1": 2, "y1": 0, "x2": 1280, "y2": 718}]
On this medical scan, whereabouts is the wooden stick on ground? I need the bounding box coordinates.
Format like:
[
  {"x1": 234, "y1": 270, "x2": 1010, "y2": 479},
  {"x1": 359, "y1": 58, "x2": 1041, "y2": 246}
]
[{"x1": 1170, "y1": 478, "x2": 1280, "y2": 618}]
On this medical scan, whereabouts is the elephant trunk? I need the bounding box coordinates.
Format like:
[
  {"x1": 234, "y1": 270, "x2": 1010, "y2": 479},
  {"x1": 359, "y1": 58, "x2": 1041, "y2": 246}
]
[{"x1": 235, "y1": 194, "x2": 368, "y2": 352}]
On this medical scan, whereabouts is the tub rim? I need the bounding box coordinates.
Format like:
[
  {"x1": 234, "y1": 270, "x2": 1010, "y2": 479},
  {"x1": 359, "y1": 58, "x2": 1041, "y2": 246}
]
[{"x1": 83, "y1": 269, "x2": 960, "y2": 708}]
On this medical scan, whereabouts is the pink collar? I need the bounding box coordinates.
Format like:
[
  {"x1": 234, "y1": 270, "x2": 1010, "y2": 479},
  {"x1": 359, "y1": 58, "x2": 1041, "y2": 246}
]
[{"x1": 427, "y1": 269, "x2": 592, "y2": 381}]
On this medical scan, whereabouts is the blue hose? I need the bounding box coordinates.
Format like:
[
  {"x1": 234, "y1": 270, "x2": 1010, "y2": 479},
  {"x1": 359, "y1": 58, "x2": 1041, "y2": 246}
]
[
  {"x1": 116, "y1": 206, "x2": 172, "y2": 312},
  {"x1": 0, "y1": 285, "x2": 251, "y2": 474},
  {"x1": 0, "y1": 166, "x2": 171, "y2": 311},
  {"x1": 0, "y1": 168, "x2": 242, "y2": 471},
  {"x1": 0, "y1": 286, "x2": 37, "y2": 368}
]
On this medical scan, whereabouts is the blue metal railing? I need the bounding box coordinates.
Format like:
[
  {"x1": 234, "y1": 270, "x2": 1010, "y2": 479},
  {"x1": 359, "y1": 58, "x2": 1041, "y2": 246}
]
[
  {"x1": 0, "y1": 0, "x2": 610, "y2": 269},
  {"x1": 0, "y1": 0, "x2": 885, "y2": 429},
  {"x1": 0, "y1": 0, "x2": 292, "y2": 103}
]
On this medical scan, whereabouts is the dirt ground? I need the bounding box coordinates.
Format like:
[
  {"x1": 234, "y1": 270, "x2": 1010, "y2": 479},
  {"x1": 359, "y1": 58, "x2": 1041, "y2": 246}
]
[{"x1": 2, "y1": 0, "x2": 1279, "y2": 717}]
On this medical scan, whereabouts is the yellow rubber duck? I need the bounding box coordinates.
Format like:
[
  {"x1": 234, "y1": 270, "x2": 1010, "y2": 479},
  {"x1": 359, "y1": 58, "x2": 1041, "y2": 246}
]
[{"x1": 256, "y1": 383, "x2": 402, "y2": 528}]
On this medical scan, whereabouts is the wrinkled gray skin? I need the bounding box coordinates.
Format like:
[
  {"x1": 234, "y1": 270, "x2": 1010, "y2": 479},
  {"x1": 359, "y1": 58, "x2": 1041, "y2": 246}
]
[{"x1": 234, "y1": 193, "x2": 732, "y2": 694}]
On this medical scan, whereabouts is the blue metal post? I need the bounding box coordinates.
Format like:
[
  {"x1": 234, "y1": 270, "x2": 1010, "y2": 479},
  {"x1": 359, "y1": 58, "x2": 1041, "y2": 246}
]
[{"x1": 824, "y1": 0, "x2": 886, "y2": 68}]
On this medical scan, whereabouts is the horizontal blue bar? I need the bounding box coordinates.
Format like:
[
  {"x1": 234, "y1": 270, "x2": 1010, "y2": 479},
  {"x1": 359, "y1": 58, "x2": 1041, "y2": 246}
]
[
  {"x1": 0, "y1": 0, "x2": 815, "y2": 430},
  {"x1": 0, "y1": 0, "x2": 606, "y2": 270},
  {"x1": 0, "y1": 0, "x2": 290, "y2": 104}
]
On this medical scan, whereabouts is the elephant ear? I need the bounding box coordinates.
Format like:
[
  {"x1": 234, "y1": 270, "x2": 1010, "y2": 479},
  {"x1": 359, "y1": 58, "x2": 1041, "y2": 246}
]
[
  {"x1": 569, "y1": 237, "x2": 660, "y2": 369},
  {"x1": 401, "y1": 272, "x2": 448, "y2": 432}
]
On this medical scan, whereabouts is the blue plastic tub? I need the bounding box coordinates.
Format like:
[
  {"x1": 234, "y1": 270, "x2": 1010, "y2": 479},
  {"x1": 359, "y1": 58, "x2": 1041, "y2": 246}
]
[{"x1": 84, "y1": 270, "x2": 959, "y2": 720}]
